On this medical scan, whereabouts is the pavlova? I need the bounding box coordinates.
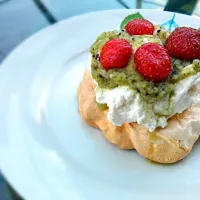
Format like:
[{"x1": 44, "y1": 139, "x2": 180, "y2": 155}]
[{"x1": 78, "y1": 13, "x2": 200, "y2": 163}]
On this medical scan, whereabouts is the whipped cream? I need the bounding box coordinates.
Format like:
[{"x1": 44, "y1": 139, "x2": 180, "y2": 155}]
[{"x1": 96, "y1": 72, "x2": 200, "y2": 132}]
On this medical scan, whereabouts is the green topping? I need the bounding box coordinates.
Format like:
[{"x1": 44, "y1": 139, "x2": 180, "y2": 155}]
[
  {"x1": 120, "y1": 12, "x2": 144, "y2": 30},
  {"x1": 90, "y1": 28, "x2": 200, "y2": 105},
  {"x1": 154, "y1": 25, "x2": 170, "y2": 44},
  {"x1": 96, "y1": 103, "x2": 108, "y2": 110},
  {"x1": 90, "y1": 30, "x2": 174, "y2": 103},
  {"x1": 198, "y1": 27, "x2": 200, "y2": 30},
  {"x1": 170, "y1": 59, "x2": 200, "y2": 83}
]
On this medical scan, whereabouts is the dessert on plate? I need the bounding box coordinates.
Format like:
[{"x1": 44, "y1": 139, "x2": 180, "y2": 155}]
[{"x1": 78, "y1": 12, "x2": 200, "y2": 163}]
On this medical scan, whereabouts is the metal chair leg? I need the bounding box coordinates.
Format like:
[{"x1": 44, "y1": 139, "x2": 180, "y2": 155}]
[
  {"x1": 116, "y1": 0, "x2": 142, "y2": 9},
  {"x1": 0, "y1": 0, "x2": 10, "y2": 5},
  {"x1": 32, "y1": 0, "x2": 57, "y2": 24},
  {"x1": 136, "y1": 0, "x2": 142, "y2": 9}
]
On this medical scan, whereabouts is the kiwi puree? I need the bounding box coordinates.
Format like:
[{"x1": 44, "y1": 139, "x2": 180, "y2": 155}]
[{"x1": 90, "y1": 29, "x2": 200, "y2": 103}]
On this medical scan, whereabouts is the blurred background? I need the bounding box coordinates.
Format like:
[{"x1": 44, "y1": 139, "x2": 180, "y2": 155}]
[
  {"x1": 0, "y1": 0, "x2": 199, "y2": 65},
  {"x1": 0, "y1": 0, "x2": 199, "y2": 199}
]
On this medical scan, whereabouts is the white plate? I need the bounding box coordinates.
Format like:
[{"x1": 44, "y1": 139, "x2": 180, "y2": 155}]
[{"x1": 0, "y1": 9, "x2": 200, "y2": 200}]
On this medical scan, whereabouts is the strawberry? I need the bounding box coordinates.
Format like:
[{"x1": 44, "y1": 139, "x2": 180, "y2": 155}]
[
  {"x1": 134, "y1": 43, "x2": 172, "y2": 82},
  {"x1": 165, "y1": 27, "x2": 200, "y2": 60},
  {"x1": 125, "y1": 19, "x2": 154, "y2": 35},
  {"x1": 100, "y1": 38, "x2": 132, "y2": 70}
]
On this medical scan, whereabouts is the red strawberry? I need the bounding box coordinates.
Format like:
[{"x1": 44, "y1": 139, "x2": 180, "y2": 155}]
[
  {"x1": 134, "y1": 43, "x2": 172, "y2": 82},
  {"x1": 125, "y1": 19, "x2": 154, "y2": 35},
  {"x1": 165, "y1": 27, "x2": 200, "y2": 60},
  {"x1": 100, "y1": 38, "x2": 132, "y2": 70}
]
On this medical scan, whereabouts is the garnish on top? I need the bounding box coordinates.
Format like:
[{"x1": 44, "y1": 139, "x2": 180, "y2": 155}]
[
  {"x1": 134, "y1": 43, "x2": 172, "y2": 82},
  {"x1": 120, "y1": 12, "x2": 144, "y2": 30},
  {"x1": 125, "y1": 19, "x2": 154, "y2": 36},
  {"x1": 90, "y1": 12, "x2": 200, "y2": 103},
  {"x1": 100, "y1": 38, "x2": 132, "y2": 70},
  {"x1": 165, "y1": 27, "x2": 200, "y2": 60}
]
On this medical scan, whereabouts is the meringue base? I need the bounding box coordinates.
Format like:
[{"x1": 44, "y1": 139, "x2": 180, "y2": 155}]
[{"x1": 78, "y1": 69, "x2": 200, "y2": 163}]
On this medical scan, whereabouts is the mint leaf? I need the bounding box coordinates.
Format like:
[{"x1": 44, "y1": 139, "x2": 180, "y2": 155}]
[
  {"x1": 120, "y1": 12, "x2": 144, "y2": 30},
  {"x1": 198, "y1": 28, "x2": 200, "y2": 30}
]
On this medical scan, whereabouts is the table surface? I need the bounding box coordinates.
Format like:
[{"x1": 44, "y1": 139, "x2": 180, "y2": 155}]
[{"x1": 0, "y1": 0, "x2": 199, "y2": 199}]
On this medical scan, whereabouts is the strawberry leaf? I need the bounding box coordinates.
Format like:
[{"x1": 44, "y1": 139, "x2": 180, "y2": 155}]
[{"x1": 120, "y1": 12, "x2": 144, "y2": 30}]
